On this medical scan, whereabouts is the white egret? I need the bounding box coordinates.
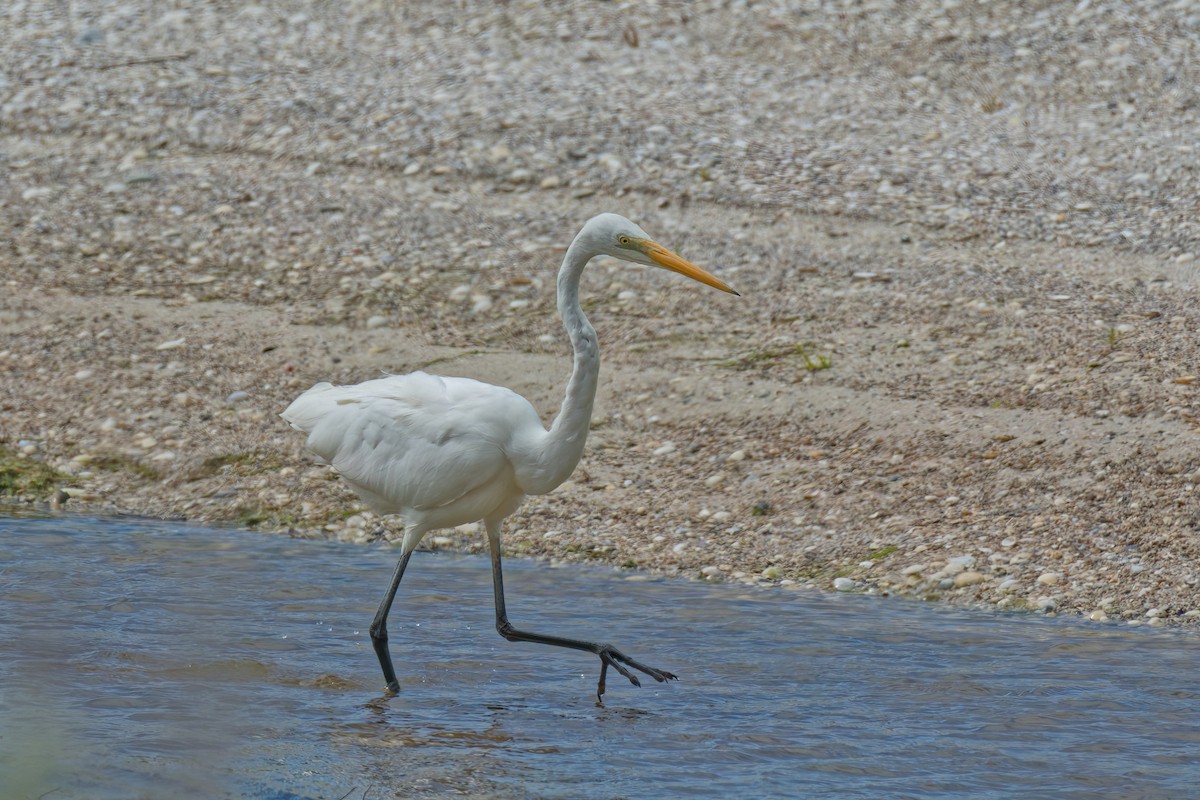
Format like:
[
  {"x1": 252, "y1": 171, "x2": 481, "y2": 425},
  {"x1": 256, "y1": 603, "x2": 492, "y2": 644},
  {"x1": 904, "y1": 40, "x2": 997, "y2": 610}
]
[{"x1": 282, "y1": 213, "x2": 738, "y2": 701}]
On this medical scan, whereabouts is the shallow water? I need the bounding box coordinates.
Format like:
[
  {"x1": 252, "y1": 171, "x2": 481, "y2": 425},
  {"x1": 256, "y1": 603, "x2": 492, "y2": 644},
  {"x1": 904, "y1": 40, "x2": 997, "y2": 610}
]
[{"x1": 1, "y1": 510, "x2": 1197, "y2": 799}]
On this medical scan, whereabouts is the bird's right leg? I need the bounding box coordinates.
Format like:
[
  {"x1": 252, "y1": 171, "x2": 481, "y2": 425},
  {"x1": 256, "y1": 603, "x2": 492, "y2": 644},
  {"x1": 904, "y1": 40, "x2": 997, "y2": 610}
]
[
  {"x1": 484, "y1": 519, "x2": 677, "y2": 702},
  {"x1": 368, "y1": 548, "x2": 414, "y2": 694}
]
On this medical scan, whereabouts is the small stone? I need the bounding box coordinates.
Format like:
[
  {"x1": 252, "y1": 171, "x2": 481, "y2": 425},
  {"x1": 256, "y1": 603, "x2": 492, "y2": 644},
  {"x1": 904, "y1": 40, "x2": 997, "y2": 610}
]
[
  {"x1": 596, "y1": 153, "x2": 623, "y2": 172},
  {"x1": 703, "y1": 473, "x2": 725, "y2": 488},
  {"x1": 901, "y1": 563, "x2": 925, "y2": 576},
  {"x1": 366, "y1": 315, "x2": 389, "y2": 329},
  {"x1": 76, "y1": 26, "x2": 104, "y2": 45},
  {"x1": 50, "y1": 488, "x2": 70, "y2": 510},
  {"x1": 151, "y1": 450, "x2": 176, "y2": 462},
  {"x1": 727, "y1": 449, "x2": 746, "y2": 462},
  {"x1": 701, "y1": 565, "x2": 722, "y2": 577},
  {"x1": 954, "y1": 571, "x2": 986, "y2": 587},
  {"x1": 1089, "y1": 610, "x2": 1108, "y2": 622},
  {"x1": 652, "y1": 441, "x2": 676, "y2": 456},
  {"x1": 1146, "y1": 608, "x2": 1164, "y2": 618},
  {"x1": 225, "y1": 390, "x2": 250, "y2": 405},
  {"x1": 761, "y1": 566, "x2": 782, "y2": 580},
  {"x1": 1036, "y1": 572, "x2": 1061, "y2": 586},
  {"x1": 73, "y1": 369, "x2": 94, "y2": 380},
  {"x1": 833, "y1": 577, "x2": 857, "y2": 592},
  {"x1": 711, "y1": 510, "x2": 732, "y2": 522},
  {"x1": 997, "y1": 578, "x2": 1020, "y2": 593},
  {"x1": 943, "y1": 555, "x2": 974, "y2": 574},
  {"x1": 539, "y1": 175, "x2": 562, "y2": 189},
  {"x1": 1147, "y1": 617, "x2": 1167, "y2": 628},
  {"x1": 155, "y1": 338, "x2": 186, "y2": 351}
]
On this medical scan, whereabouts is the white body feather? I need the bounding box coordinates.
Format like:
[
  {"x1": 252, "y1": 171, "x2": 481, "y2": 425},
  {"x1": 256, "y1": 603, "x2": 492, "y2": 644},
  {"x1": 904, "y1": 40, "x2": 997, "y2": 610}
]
[{"x1": 282, "y1": 372, "x2": 562, "y2": 545}]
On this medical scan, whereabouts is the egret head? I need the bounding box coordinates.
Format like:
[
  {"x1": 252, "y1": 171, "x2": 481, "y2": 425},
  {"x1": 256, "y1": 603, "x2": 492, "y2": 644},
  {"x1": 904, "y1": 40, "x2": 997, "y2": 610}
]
[{"x1": 583, "y1": 213, "x2": 739, "y2": 296}]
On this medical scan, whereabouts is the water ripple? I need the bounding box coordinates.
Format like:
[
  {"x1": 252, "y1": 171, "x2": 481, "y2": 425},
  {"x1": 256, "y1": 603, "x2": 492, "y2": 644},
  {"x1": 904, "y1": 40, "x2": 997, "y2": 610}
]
[{"x1": 2, "y1": 509, "x2": 1198, "y2": 799}]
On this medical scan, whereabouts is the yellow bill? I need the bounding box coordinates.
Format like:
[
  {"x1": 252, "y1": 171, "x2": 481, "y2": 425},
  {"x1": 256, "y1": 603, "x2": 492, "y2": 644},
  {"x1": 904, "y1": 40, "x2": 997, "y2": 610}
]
[{"x1": 644, "y1": 241, "x2": 740, "y2": 296}]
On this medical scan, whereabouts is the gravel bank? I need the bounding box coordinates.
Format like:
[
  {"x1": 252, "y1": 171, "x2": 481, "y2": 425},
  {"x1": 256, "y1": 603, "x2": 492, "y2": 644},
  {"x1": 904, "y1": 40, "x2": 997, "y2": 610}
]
[{"x1": 3, "y1": 1, "x2": 1200, "y2": 627}]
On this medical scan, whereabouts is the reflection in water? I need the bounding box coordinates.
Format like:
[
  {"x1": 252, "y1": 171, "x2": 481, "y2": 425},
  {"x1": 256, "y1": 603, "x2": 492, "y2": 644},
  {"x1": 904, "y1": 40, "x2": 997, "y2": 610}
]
[{"x1": 2, "y1": 508, "x2": 1198, "y2": 799}]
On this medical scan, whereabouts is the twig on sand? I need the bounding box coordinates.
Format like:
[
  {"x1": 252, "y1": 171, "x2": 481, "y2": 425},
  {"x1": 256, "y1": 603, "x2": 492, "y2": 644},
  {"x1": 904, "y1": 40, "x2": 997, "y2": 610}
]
[{"x1": 96, "y1": 51, "x2": 194, "y2": 71}]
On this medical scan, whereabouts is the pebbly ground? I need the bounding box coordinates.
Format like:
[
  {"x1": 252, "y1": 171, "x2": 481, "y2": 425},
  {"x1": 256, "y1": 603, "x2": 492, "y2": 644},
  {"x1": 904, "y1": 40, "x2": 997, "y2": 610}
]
[{"x1": 3, "y1": 1, "x2": 1200, "y2": 627}]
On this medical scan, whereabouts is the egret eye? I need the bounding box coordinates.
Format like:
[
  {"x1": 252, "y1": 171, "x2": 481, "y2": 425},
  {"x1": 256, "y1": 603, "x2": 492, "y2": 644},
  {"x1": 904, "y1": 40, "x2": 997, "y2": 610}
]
[{"x1": 617, "y1": 235, "x2": 632, "y2": 247}]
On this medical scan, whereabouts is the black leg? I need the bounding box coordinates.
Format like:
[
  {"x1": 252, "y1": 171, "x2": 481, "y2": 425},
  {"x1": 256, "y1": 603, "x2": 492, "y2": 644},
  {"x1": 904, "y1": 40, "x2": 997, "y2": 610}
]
[
  {"x1": 487, "y1": 532, "x2": 677, "y2": 702},
  {"x1": 369, "y1": 549, "x2": 414, "y2": 694}
]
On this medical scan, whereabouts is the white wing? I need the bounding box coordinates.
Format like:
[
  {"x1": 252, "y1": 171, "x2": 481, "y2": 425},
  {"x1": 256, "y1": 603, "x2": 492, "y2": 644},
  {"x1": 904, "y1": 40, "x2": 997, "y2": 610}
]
[{"x1": 281, "y1": 372, "x2": 546, "y2": 517}]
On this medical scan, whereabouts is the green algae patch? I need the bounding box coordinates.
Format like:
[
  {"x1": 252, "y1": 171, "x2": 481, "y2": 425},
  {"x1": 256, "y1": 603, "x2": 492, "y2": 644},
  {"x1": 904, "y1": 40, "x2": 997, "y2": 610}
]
[{"x1": 0, "y1": 447, "x2": 69, "y2": 498}]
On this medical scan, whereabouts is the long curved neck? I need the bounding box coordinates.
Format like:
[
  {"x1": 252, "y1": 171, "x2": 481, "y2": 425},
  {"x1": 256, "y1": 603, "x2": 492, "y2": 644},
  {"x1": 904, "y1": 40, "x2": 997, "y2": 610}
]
[{"x1": 536, "y1": 236, "x2": 600, "y2": 489}]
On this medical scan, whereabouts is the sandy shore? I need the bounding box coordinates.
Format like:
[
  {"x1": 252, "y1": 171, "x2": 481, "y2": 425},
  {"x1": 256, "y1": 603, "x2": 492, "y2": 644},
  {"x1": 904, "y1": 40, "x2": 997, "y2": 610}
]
[{"x1": 3, "y1": 1, "x2": 1200, "y2": 626}]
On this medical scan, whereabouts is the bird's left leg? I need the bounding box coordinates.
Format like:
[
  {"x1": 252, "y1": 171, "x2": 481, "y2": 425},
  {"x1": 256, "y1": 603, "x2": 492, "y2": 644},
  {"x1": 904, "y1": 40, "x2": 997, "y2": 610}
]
[{"x1": 484, "y1": 519, "x2": 677, "y2": 702}]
